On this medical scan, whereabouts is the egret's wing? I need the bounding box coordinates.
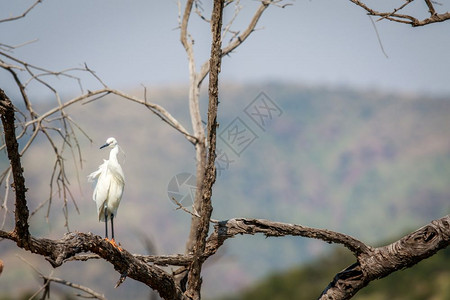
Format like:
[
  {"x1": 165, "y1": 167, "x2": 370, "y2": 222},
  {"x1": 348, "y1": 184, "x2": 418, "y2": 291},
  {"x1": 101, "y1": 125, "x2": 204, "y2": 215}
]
[
  {"x1": 88, "y1": 160, "x2": 110, "y2": 220},
  {"x1": 87, "y1": 159, "x2": 107, "y2": 183}
]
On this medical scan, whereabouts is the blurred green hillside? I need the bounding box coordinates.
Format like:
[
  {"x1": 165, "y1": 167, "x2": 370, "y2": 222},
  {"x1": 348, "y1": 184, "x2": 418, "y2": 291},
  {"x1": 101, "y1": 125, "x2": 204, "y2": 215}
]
[{"x1": 0, "y1": 83, "x2": 449, "y2": 299}]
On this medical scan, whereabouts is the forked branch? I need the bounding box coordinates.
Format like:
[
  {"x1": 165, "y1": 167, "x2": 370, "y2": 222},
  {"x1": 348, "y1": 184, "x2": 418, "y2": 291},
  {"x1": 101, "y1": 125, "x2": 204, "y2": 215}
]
[
  {"x1": 348, "y1": 0, "x2": 450, "y2": 26},
  {"x1": 198, "y1": 0, "x2": 284, "y2": 86}
]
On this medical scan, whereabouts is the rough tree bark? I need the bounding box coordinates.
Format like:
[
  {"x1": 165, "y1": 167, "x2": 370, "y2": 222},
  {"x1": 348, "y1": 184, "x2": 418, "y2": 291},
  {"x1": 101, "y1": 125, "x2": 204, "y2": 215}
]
[
  {"x1": 0, "y1": 90, "x2": 30, "y2": 249},
  {"x1": 203, "y1": 217, "x2": 450, "y2": 299},
  {"x1": 349, "y1": 0, "x2": 450, "y2": 26},
  {"x1": 185, "y1": 0, "x2": 223, "y2": 298}
]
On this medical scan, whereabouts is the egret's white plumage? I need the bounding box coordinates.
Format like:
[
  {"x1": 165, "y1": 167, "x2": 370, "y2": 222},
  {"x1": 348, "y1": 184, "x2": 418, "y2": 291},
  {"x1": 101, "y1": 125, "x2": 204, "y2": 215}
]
[{"x1": 88, "y1": 137, "x2": 125, "y2": 240}]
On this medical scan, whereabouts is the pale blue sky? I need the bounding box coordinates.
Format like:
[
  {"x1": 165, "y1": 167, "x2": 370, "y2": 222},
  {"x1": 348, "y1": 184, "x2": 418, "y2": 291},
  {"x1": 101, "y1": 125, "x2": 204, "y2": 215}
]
[{"x1": 1, "y1": 0, "x2": 450, "y2": 98}]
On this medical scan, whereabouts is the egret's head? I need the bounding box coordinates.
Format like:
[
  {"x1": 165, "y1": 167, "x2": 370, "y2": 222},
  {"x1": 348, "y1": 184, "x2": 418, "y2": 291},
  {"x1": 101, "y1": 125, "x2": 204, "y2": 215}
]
[{"x1": 100, "y1": 137, "x2": 118, "y2": 149}]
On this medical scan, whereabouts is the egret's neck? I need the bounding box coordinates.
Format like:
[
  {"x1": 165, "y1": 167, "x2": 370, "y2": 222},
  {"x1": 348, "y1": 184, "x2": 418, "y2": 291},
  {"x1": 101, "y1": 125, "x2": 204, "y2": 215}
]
[{"x1": 109, "y1": 145, "x2": 119, "y2": 162}]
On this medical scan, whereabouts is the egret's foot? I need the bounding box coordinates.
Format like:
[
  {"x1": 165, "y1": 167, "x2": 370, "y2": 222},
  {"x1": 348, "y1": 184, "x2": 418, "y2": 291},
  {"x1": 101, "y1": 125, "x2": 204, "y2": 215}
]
[{"x1": 109, "y1": 238, "x2": 123, "y2": 251}]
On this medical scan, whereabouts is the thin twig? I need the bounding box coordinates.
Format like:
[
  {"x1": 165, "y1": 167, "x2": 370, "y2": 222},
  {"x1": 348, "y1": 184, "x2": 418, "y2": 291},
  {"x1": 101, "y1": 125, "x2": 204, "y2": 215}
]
[
  {"x1": 17, "y1": 254, "x2": 106, "y2": 300},
  {"x1": 0, "y1": 0, "x2": 43, "y2": 23},
  {"x1": 369, "y1": 16, "x2": 389, "y2": 58},
  {"x1": 171, "y1": 196, "x2": 201, "y2": 218}
]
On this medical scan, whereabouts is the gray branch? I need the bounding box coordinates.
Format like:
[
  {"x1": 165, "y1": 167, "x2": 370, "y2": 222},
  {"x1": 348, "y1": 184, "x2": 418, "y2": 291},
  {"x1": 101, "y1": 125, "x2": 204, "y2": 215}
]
[{"x1": 201, "y1": 216, "x2": 450, "y2": 300}]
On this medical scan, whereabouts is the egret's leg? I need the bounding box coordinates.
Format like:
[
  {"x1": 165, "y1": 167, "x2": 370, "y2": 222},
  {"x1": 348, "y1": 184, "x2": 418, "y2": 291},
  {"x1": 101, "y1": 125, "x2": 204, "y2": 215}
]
[
  {"x1": 104, "y1": 206, "x2": 108, "y2": 239},
  {"x1": 109, "y1": 214, "x2": 121, "y2": 250},
  {"x1": 111, "y1": 213, "x2": 115, "y2": 240}
]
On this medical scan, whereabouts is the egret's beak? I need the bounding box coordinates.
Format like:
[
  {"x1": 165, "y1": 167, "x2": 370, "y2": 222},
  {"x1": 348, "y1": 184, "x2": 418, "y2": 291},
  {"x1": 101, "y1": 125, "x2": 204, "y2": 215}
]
[{"x1": 100, "y1": 143, "x2": 109, "y2": 149}]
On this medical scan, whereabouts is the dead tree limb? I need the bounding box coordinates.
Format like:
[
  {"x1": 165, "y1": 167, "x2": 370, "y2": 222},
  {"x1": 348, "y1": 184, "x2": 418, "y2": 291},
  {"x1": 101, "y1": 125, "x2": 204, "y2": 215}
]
[
  {"x1": 320, "y1": 215, "x2": 450, "y2": 299},
  {"x1": 201, "y1": 216, "x2": 450, "y2": 300},
  {"x1": 348, "y1": 0, "x2": 450, "y2": 27},
  {"x1": 0, "y1": 89, "x2": 30, "y2": 248},
  {"x1": 198, "y1": 0, "x2": 278, "y2": 87},
  {"x1": 204, "y1": 218, "x2": 372, "y2": 257},
  {"x1": 185, "y1": 1, "x2": 223, "y2": 299},
  {"x1": 179, "y1": 0, "x2": 208, "y2": 261},
  {"x1": 0, "y1": 230, "x2": 188, "y2": 300}
]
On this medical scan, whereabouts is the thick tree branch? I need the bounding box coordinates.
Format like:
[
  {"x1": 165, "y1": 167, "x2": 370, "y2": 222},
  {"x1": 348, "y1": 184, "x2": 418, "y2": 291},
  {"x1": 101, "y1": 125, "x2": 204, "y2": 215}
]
[
  {"x1": 179, "y1": 1, "x2": 209, "y2": 271},
  {"x1": 185, "y1": 1, "x2": 224, "y2": 299},
  {"x1": 181, "y1": 2, "x2": 286, "y2": 273},
  {"x1": 320, "y1": 214, "x2": 450, "y2": 299},
  {"x1": 0, "y1": 89, "x2": 30, "y2": 248},
  {"x1": 135, "y1": 254, "x2": 194, "y2": 267},
  {"x1": 203, "y1": 216, "x2": 450, "y2": 299},
  {"x1": 204, "y1": 218, "x2": 372, "y2": 258},
  {"x1": 0, "y1": 230, "x2": 188, "y2": 300},
  {"x1": 56, "y1": 253, "x2": 194, "y2": 267}
]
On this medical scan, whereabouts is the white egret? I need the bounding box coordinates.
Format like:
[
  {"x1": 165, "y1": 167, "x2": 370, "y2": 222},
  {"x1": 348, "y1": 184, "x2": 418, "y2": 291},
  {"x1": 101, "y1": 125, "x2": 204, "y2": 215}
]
[{"x1": 88, "y1": 137, "x2": 125, "y2": 247}]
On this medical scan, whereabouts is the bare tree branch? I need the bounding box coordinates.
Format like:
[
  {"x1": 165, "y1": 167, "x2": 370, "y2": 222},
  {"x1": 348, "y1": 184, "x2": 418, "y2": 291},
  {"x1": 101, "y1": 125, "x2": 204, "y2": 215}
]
[
  {"x1": 0, "y1": 89, "x2": 30, "y2": 248},
  {"x1": 180, "y1": 0, "x2": 204, "y2": 144},
  {"x1": 204, "y1": 218, "x2": 372, "y2": 258},
  {"x1": 172, "y1": 196, "x2": 201, "y2": 219},
  {"x1": 134, "y1": 254, "x2": 194, "y2": 267},
  {"x1": 17, "y1": 255, "x2": 107, "y2": 300},
  {"x1": 198, "y1": 216, "x2": 449, "y2": 300},
  {"x1": 82, "y1": 88, "x2": 197, "y2": 144},
  {"x1": 348, "y1": 0, "x2": 450, "y2": 26},
  {"x1": 44, "y1": 276, "x2": 107, "y2": 300},
  {"x1": 66, "y1": 252, "x2": 194, "y2": 267},
  {"x1": 198, "y1": 0, "x2": 280, "y2": 87},
  {"x1": 179, "y1": 0, "x2": 209, "y2": 277},
  {"x1": 0, "y1": 0, "x2": 43, "y2": 23},
  {"x1": 0, "y1": 168, "x2": 12, "y2": 230},
  {"x1": 320, "y1": 214, "x2": 450, "y2": 299},
  {"x1": 186, "y1": 1, "x2": 223, "y2": 298},
  {"x1": 0, "y1": 230, "x2": 189, "y2": 300},
  {"x1": 424, "y1": 0, "x2": 437, "y2": 15}
]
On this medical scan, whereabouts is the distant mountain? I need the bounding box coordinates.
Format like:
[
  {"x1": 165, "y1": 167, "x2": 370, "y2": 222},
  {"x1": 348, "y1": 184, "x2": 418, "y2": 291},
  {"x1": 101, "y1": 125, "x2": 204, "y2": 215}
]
[{"x1": 0, "y1": 83, "x2": 449, "y2": 299}]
